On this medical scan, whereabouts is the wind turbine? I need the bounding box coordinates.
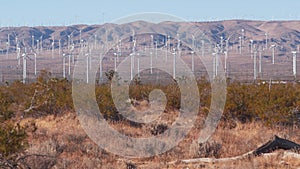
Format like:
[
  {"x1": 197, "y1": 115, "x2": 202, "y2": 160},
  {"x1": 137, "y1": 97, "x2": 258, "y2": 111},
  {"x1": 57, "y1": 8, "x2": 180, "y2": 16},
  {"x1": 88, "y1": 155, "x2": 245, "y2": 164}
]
[
  {"x1": 40, "y1": 36, "x2": 43, "y2": 52},
  {"x1": 117, "y1": 40, "x2": 120, "y2": 62},
  {"x1": 250, "y1": 39, "x2": 254, "y2": 54},
  {"x1": 21, "y1": 49, "x2": 36, "y2": 83},
  {"x1": 253, "y1": 51, "x2": 257, "y2": 80},
  {"x1": 132, "y1": 40, "x2": 136, "y2": 70},
  {"x1": 225, "y1": 38, "x2": 229, "y2": 53},
  {"x1": 137, "y1": 53, "x2": 140, "y2": 78},
  {"x1": 86, "y1": 53, "x2": 89, "y2": 83},
  {"x1": 292, "y1": 51, "x2": 297, "y2": 78},
  {"x1": 177, "y1": 34, "x2": 181, "y2": 57},
  {"x1": 155, "y1": 41, "x2": 158, "y2": 59},
  {"x1": 99, "y1": 53, "x2": 103, "y2": 82},
  {"x1": 165, "y1": 35, "x2": 170, "y2": 62},
  {"x1": 22, "y1": 53, "x2": 27, "y2": 83},
  {"x1": 259, "y1": 49, "x2": 262, "y2": 74},
  {"x1": 6, "y1": 34, "x2": 10, "y2": 58},
  {"x1": 241, "y1": 29, "x2": 245, "y2": 47},
  {"x1": 212, "y1": 47, "x2": 220, "y2": 79},
  {"x1": 150, "y1": 35, "x2": 153, "y2": 74},
  {"x1": 130, "y1": 53, "x2": 134, "y2": 81},
  {"x1": 51, "y1": 37, "x2": 55, "y2": 58},
  {"x1": 94, "y1": 34, "x2": 97, "y2": 49},
  {"x1": 16, "y1": 44, "x2": 21, "y2": 66},
  {"x1": 192, "y1": 35, "x2": 195, "y2": 72},
  {"x1": 113, "y1": 52, "x2": 117, "y2": 72},
  {"x1": 212, "y1": 52, "x2": 216, "y2": 79},
  {"x1": 224, "y1": 51, "x2": 228, "y2": 76},
  {"x1": 265, "y1": 32, "x2": 268, "y2": 50},
  {"x1": 119, "y1": 39, "x2": 122, "y2": 58},
  {"x1": 67, "y1": 35, "x2": 71, "y2": 51},
  {"x1": 31, "y1": 35, "x2": 34, "y2": 50},
  {"x1": 62, "y1": 53, "x2": 66, "y2": 78},
  {"x1": 36, "y1": 40, "x2": 39, "y2": 54},
  {"x1": 68, "y1": 53, "x2": 71, "y2": 76},
  {"x1": 58, "y1": 39, "x2": 61, "y2": 56},
  {"x1": 220, "y1": 36, "x2": 224, "y2": 52},
  {"x1": 173, "y1": 48, "x2": 176, "y2": 79},
  {"x1": 89, "y1": 48, "x2": 92, "y2": 71},
  {"x1": 271, "y1": 44, "x2": 276, "y2": 64},
  {"x1": 239, "y1": 36, "x2": 242, "y2": 55}
]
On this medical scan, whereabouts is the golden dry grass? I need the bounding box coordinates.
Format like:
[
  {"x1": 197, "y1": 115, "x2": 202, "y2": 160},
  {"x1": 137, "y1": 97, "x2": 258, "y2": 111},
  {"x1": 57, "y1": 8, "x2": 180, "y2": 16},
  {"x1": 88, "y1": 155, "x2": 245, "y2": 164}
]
[{"x1": 19, "y1": 108, "x2": 300, "y2": 169}]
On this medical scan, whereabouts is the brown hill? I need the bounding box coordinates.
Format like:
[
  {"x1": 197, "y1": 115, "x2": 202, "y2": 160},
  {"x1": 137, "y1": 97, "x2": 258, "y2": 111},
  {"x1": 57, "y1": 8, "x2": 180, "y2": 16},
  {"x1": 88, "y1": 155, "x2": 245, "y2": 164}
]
[{"x1": 0, "y1": 20, "x2": 299, "y2": 52}]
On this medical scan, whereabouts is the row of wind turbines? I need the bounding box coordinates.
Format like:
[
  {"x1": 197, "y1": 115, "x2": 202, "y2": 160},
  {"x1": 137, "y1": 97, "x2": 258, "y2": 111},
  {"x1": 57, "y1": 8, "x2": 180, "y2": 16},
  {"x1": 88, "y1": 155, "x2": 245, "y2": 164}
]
[{"x1": 0, "y1": 27, "x2": 299, "y2": 83}]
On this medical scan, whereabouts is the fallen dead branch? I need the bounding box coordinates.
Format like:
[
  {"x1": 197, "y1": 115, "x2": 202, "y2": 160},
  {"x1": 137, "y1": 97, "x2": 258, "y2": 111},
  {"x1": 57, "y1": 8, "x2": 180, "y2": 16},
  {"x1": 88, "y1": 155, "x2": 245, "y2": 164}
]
[{"x1": 181, "y1": 135, "x2": 300, "y2": 164}]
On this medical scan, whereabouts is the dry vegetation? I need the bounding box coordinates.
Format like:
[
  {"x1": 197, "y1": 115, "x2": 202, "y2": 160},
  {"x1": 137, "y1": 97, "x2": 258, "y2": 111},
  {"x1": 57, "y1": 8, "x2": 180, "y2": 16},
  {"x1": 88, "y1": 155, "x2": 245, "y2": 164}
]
[{"x1": 0, "y1": 71, "x2": 299, "y2": 168}]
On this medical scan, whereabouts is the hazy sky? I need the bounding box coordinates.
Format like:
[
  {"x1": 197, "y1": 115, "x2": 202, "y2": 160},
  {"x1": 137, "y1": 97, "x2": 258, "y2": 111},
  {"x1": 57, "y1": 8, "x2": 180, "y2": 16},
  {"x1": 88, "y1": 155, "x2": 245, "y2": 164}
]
[{"x1": 1, "y1": 0, "x2": 300, "y2": 26}]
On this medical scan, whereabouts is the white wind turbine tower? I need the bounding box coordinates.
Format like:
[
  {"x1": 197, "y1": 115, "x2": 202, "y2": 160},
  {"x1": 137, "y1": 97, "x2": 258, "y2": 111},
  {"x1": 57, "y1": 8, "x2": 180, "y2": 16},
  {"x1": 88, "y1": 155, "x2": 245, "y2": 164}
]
[
  {"x1": 177, "y1": 34, "x2": 181, "y2": 57},
  {"x1": 224, "y1": 34, "x2": 233, "y2": 75},
  {"x1": 40, "y1": 36, "x2": 43, "y2": 52},
  {"x1": 21, "y1": 49, "x2": 36, "y2": 83},
  {"x1": 165, "y1": 35, "x2": 169, "y2": 62},
  {"x1": 265, "y1": 32, "x2": 268, "y2": 50},
  {"x1": 150, "y1": 35, "x2": 153, "y2": 74},
  {"x1": 172, "y1": 48, "x2": 176, "y2": 79},
  {"x1": 225, "y1": 38, "x2": 229, "y2": 53},
  {"x1": 6, "y1": 34, "x2": 10, "y2": 58},
  {"x1": 271, "y1": 44, "x2": 276, "y2": 64},
  {"x1": 94, "y1": 34, "x2": 97, "y2": 49},
  {"x1": 86, "y1": 53, "x2": 89, "y2": 83},
  {"x1": 155, "y1": 41, "x2": 158, "y2": 59},
  {"x1": 36, "y1": 40, "x2": 39, "y2": 54},
  {"x1": 250, "y1": 39, "x2": 254, "y2": 54},
  {"x1": 33, "y1": 52, "x2": 37, "y2": 76},
  {"x1": 130, "y1": 53, "x2": 134, "y2": 81},
  {"x1": 137, "y1": 53, "x2": 140, "y2": 78},
  {"x1": 130, "y1": 39, "x2": 137, "y2": 81},
  {"x1": 99, "y1": 53, "x2": 103, "y2": 81},
  {"x1": 89, "y1": 48, "x2": 92, "y2": 71},
  {"x1": 212, "y1": 52, "x2": 216, "y2": 79},
  {"x1": 212, "y1": 47, "x2": 220, "y2": 79},
  {"x1": 31, "y1": 35, "x2": 34, "y2": 50},
  {"x1": 58, "y1": 39, "x2": 61, "y2": 56},
  {"x1": 192, "y1": 35, "x2": 195, "y2": 72},
  {"x1": 51, "y1": 38, "x2": 55, "y2": 58},
  {"x1": 292, "y1": 51, "x2": 297, "y2": 78},
  {"x1": 71, "y1": 43, "x2": 75, "y2": 64},
  {"x1": 253, "y1": 51, "x2": 257, "y2": 80},
  {"x1": 16, "y1": 44, "x2": 21, "y2": 66},
  {"x1": 22, "y1": 52, "x2": 27, "y2": 83},
  {"x1": 239, "y1": 36, "x2": 242, "y2": 55},
  {"x1": 224, "y1": 51, "x2": 228, "y2": 76},
  {"x1": 259, "y1": 49, "x2": 262, "y2": 74},
  {"x1": 220, "y1": 36, "x2": 224, "y2": 52},
  {"x1": 68, "y1": 53, "x2": 71, "y2": 76},
  {"x1": 132, "y1": 39, "x2": 136, "y2": 70},
  {"x1": 113, "y1": 52, "x2": 117, "y2": 72},
  {"x1": 116, "y1": 40, "x2": 120, "y2": 62},
  {"x1": 119, "y1": 39, "x2": 122, "y2": 59},
  {"x1": 67, "y1": 35, "x2": 71, "y2": 52},
  {"x1": 62, "y1": 53, "x2": 66, "y2": 78},
  {"x1": 241, "y1": 29, "x2": 245, "y2": 46},
  {"x1": 79, "y1": 29, "x2": 82, "y2": 45}
]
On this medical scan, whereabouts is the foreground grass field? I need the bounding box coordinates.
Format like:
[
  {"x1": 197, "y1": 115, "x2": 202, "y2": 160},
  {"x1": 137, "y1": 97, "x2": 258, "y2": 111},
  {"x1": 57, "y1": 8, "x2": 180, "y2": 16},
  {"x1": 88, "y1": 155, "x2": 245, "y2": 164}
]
[{"x1": 0, "y1": 71, "x2": 299, "y2": 168}]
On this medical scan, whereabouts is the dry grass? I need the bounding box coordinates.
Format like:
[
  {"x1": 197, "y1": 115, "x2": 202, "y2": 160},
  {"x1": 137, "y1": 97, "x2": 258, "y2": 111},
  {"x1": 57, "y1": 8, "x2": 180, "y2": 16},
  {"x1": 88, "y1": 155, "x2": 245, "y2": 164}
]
[{"x1": 18, "y1": 107, "x2": 300, "y2": 169}]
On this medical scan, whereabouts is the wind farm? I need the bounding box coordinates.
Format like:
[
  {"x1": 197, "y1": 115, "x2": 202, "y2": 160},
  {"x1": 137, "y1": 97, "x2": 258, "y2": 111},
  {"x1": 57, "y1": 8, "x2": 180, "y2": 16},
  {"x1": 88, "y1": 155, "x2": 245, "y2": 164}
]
[{"x1": 0, "y1": 20, "x2": 299, "y2": 84}]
